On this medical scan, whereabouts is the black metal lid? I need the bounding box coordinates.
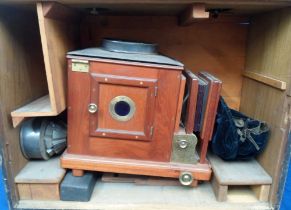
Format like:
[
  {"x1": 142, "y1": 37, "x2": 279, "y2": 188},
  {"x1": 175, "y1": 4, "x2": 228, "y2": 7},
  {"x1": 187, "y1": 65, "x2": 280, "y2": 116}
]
[
  {"x1": 101, "y1": 39, "x2": 157, "y2": 54},
  {"x1": 67, "y1": 39, "x2": 184, "y2": 67}
]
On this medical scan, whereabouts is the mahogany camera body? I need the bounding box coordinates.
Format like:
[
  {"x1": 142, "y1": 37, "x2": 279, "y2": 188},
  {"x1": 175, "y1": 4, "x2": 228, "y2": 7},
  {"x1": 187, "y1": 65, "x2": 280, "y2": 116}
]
[{"x1": 61, "y1": 40, "x2": 221, "y2": 185}]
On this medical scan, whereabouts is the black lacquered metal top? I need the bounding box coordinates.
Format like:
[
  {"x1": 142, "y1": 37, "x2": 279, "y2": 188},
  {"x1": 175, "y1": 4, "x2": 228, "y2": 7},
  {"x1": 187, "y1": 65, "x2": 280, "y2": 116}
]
[{"x1": 67, "y1": 39, "x2": 184, "y2": 67}]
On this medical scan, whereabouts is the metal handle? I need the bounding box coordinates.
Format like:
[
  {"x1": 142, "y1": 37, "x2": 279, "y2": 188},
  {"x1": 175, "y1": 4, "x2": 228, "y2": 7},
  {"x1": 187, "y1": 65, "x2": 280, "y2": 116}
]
[{"x1": 88, "y1": 103, "x2": 98, "y2": 114}]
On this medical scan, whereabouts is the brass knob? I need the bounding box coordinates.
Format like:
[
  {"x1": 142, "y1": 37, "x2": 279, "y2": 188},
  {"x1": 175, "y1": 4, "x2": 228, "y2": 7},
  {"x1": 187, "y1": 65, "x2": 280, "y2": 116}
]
[
  {"x1": 179, "y1": 172, "x2": 193, "y2": 186},
  {"x1": 88, "y1": 103, "x2": 98, "y2": 114}
]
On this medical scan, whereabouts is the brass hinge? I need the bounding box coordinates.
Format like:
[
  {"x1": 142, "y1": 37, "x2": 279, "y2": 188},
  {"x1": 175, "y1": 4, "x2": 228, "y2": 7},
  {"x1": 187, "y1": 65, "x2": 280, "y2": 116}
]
[
  {"x1": 150, "y1": 126, "x2": 154, "y2": 136},
  {"x1": 154, "y1": 86, "x2": 158, "y2": 97}
]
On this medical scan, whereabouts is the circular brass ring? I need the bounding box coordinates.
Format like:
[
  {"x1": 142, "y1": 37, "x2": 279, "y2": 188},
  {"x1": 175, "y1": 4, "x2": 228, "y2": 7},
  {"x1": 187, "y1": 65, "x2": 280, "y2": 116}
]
[{"x1": 109, "y1": 96, "x2": 136, "y2": 122}]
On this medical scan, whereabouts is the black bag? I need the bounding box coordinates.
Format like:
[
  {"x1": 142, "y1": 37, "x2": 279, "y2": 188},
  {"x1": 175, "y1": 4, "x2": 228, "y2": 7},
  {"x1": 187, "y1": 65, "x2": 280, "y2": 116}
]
[{"x1": 211, "y1": 97, "x2": 270, "y2": 160}]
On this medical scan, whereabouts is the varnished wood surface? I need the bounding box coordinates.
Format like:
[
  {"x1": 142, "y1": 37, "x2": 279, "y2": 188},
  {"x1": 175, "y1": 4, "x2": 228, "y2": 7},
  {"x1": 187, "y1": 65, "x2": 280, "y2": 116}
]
[
  {"x1": 183, "y1": 71, "x2": 199, "y2": 134},
  {"x1": 199, "y1": 72, "x2": 222, "y2": 141},
  {"x1": 174, "y1": 75, "x2": 186, "y2": 132},
  {"x1": 68, "y1": 59, "x2": 182, "y2": 161},
  {"x1": 61, "y1": 151, "x2": 212, "y2": 181},
  {"x1": 11, "y1": 95, "x2": 53, "y2": 127},
  {"x1": 81, "y1": 15, "x2": 246, "y2": 110},
  {"x1": 90, "y1": 72, "x2": 157, "y2": 141}
]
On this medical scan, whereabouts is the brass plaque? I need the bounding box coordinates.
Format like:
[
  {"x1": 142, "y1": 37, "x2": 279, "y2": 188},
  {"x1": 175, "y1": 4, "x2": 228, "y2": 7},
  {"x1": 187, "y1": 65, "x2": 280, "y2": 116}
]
[
  {"x1": 171, "y1": 132, "x2": 198, "y2": 164},
  {"x1": 72, "y1": 59, "x2": 89, "y2": 73}
]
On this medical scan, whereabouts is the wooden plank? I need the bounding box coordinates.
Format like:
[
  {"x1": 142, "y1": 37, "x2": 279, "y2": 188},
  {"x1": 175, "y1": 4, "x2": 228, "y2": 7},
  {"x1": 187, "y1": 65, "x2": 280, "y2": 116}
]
[
  {"x1": 243, "y1": 71, "x2": 287, "y2": 90},
  {"x1": 0, "y1": 6, "x2": 49, "y2": 204},
  {"x1": 2, "y1": 0, "x2": 291, "y2": 6},
  {"x1": 37, "y1": 2, "x2": 79, "y2": 114},
  {"x1": 61, "y1": 151, "x2": 212, "y2": 181},
  {"x1": 174, "y1": 75, "x2": 186, "y2": 132},
  {"x1": 17, "y1": 184, "x2": 32, "y2": 200},
  {"x1": 15, "y1": 157, "x2": 66, "y2": 184},
  {"x1": 251, "y1": 185, "x2": 270, "y2": 202},
  {"x1": 211, "y1": 175, "x2": 228, "y2": 202},
  {"x1": 11, "y1": 95, "x2": 53, "y2": 117},
  {"x1": 245, "y1": 8, "x2": 291, "y2": 82},
  {"x1": 208, "y1": 154, "x2": 272, "y2": 185},
  {"x1": 179, "y1": 3, "x2": 209, "y2": 26},
  {"x1": 11, "y1": 95, "x2": 55, "y2": 127},
  {"x1": 18, "y1": 183, "x2": 60, "y2": 200},
  {"x1": 16, "y1": 181, "x2": 270, "y2": 210},
  {"x1": 29, "y1": 184, "x2": 60, "y2": 200},
  {"x1": 241, "y1": 7, "x2": 291, "y2": 204},
  {"x1": 101, "y1": 173, "x2": 181, "y2": 186},
  {"x1": 15, "y1": 157, "x2": 65, "y2": 201},
  {"x1": 183, "y1": 71, "x2": 198, "y2": 134},
  {"x1": 10, "y1": 2, "x2": 80, "y2": 127}
]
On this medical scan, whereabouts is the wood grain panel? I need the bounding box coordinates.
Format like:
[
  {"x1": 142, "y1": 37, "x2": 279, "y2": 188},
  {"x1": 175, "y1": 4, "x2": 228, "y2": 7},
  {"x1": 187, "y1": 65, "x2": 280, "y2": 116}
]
[
  {"x1": 68, "y1": 58, "x2": 182, "y2": 161},
  {"x1": 81, "y1": 15, "x2": 247, "y2": 110},
  {"x1": 0, "y1": 6, "x2": 48, "y2": 203},
  {"x1": 67, "y1": 59, "x2": 91, "y2": 154},
  {"x1": 241, "y1": 7, "x2": 291, "y2": 204},
  {"x1": 61, "y1": 151, "x2": 211, "y2": 181},
  {"x1": 90, "y1": 74, "x2": 156, "y2": 141},
  {"x1": 183, "y1": 71, "x2": 199, "y2": 134},
  {"x1": 174, "y1": 75, "x2": 186, "y2": 132},
  {"x1": 37, "y1": 2, "x2": 79, "y2": 113}
]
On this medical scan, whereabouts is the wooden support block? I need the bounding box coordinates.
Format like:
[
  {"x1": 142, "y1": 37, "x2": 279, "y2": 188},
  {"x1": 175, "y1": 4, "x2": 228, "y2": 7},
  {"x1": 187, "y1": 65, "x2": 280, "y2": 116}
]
[
  {"x1": 15, "y1": 157, "x2": 66, "y2": 201},
  {"x1": 179, "y1": 3, "x2": 209, "y2": 26},
  {"x1": 17, "y1": 183, "x2": 60, "y2": 200},
  {"x1": 243, "y1": 71, "x2": 287, "y2": 90},
  {"x1": 208, "y1": 153, "x2": 272, "y2": 202},
  {"x1": 42, "y1": 1, "x2": 80, "y2": 22},
  {"x1": 72, "y1": 169, "x2": 84, "y2": 177},
  {"x1": 211, "y1": 175, "x2": 228, "y2": 202},
  {"x1": 251, "y1": 185, "x2": 270, "y2": 202},
  {"x1": 11, "y1": 116, "x2": 25, "y2": 128}
]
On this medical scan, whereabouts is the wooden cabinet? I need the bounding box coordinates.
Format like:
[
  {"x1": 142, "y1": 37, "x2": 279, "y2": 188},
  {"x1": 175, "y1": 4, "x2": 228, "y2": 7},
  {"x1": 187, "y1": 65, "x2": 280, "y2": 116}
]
[{"x1": 0, "y1": 1, "x2": 290, "y2": 209}]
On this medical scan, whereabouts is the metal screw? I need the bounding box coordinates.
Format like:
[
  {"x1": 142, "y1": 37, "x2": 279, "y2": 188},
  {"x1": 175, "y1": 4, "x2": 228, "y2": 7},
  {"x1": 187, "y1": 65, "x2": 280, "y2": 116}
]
[{"x1": 178, "y1": 139, "x2": 188, "y2": 149}]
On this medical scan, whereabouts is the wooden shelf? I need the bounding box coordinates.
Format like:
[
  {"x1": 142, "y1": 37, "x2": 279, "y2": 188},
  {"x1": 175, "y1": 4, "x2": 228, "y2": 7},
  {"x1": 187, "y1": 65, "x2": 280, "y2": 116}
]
[
  {"x1": 243, "y1": 71, "x2": 287, "y2": 90},
  {"x1": 10, "y1": 2, "x2": 79, "y2": 128},
  {"x1": 10, "y1": 95, "x2": 57, "y2": 127}
]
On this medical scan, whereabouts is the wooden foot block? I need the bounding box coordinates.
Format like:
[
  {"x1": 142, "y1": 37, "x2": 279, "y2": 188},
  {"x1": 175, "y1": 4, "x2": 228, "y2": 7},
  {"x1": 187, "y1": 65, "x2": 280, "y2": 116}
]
[
  {"x1": 72, "y1": 169, "x2": 84, "y2": 177},
  {"x1": 17, "y1": 183, "x2": 60, "y2": 200},
  {"x1": 211, "y1": 175, "x2": 228, "y2": 202},
  {"x1": 251, "y1": 185, "x2": 270, "y2": 202},
  {"x1": 15, "y1": 157, "x2": 66, "y2": 200}
]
